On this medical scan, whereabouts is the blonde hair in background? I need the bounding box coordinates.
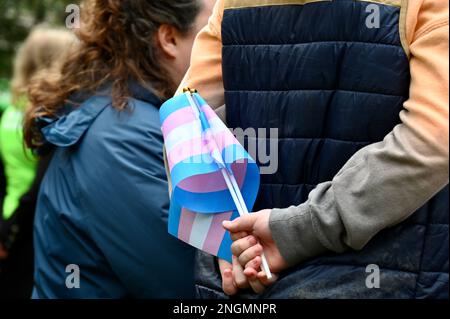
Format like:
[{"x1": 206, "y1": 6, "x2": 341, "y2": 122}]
[{"x1": 10, "y1": 25, "x2": 77, "y2": 107}]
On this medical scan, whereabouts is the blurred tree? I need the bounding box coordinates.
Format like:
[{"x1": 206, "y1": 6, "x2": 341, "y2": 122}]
[{"x1": 0, "y1": 0, "x2": 77, "y2": 80}]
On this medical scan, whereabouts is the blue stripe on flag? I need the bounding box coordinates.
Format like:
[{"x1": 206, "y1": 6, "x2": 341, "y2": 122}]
[
  {"x1": 171, "y1": 147, "x2": 260, "y2": 214},
  {"x1": 160, "y1": 93, "x2": 208, "y2": 125},
  {"x1": 239, "y1": 164, "x2": 260, "y2": 211},
  {"x1": 160, "y1": 94, "x2": 190, "y2": 125},
  {"x1": 170, "y1": 154, "x2": 220, "y2": 187},
  {"x1": 168, "y1": 197, "x2": 182, "y2": 237},
  {"x1": 174, "y1": 187, "x2": 235, "y2": 213},
  {"x1": 171, "y1": 144, "x2": 256, "y2": 189},
  {"x1": 217, "y1": 210, "x2": 240, "y2": 263},
  {"x1": 172, "y1": 162, "x2": 259, "y2": 214},
  {"x1": 221, "y1": 144, "x2": 256, "y2": 171},
  {"x1": 222, "y1": 143, "x2": 260, "y2": 210}
]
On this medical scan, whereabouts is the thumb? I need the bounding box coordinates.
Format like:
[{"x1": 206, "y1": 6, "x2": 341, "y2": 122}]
[{"x1": 223, "y1": 214, "x2": 256, "y2": 233}]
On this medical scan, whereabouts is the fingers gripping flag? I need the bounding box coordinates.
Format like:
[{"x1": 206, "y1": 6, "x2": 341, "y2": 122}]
[{"x1": 160, "y1": 89, "x2": 260, "y2": 263}]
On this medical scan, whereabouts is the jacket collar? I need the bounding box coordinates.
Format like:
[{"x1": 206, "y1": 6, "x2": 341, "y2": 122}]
[{"x1": 39, "y1": 83, "x2": 162, "y2": 148}]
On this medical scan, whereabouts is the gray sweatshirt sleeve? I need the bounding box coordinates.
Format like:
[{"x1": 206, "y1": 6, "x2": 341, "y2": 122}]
[{"x1": 269, "y1": 24, "x2": 449, "y2": 266}]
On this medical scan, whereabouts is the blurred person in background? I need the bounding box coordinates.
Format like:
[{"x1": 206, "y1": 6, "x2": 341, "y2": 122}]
[
  {"x1": 0, "y1": 88, "x2": 11, "y2": 113},
  {"x1": 23, "y1": 0, "x2": 214, "y2": 298},
  {"x1": 0, "y1": 26, "x2": 75, "y2": 298}
]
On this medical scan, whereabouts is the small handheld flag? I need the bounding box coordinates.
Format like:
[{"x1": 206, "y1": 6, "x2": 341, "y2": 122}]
[{"x1": 160, "y1": 88, "x2": 272, "y2": 279}]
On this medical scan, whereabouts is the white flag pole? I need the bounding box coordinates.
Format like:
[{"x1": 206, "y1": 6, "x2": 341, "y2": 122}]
[{"x1": 221, "y1": 169, "x2": 273, "y2": 280}]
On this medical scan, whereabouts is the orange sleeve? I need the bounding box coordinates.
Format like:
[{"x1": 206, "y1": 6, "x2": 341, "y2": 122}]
[
  {"x1": 404, "y1": 0, "x2": 449, "y2": 159},
  {"x1": 176, "y1": 0, "x2": 225, "y2": 109}
]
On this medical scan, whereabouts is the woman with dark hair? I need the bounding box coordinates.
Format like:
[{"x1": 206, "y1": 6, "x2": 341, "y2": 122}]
[{"x1": 23, "y1": 0, "x2": 214, "y2": 298}]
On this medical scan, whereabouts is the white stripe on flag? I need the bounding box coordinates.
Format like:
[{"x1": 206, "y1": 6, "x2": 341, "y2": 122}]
[
  {"x1": 165, "y1": 118, "x2": 201, "y2": 151},
  {"x1": 165, "y1": 117, "x2": 228, "y2": 152},
  {"x1": 188, "y1": 213, "x2": 214, "y2": 250}
]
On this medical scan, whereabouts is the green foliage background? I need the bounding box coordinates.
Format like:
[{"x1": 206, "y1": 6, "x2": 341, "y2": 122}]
[{"x1": 0, "y1": 0, "x2": 77, "y2": 91}]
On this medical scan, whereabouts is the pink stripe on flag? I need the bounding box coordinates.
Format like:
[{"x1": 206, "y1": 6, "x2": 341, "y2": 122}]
[
  {"x1": 202, "y1": 211, "x2": 233, "y2": 256},
  {"x1": 201, "y1": 105, "x2": 220, "y2": 120},
  {"x1": 178, "y1": 208, "x2": 196, "y2": 243},
  {"x1": 162, "y1": 107, "x2": 196, "y2": 137},
  {"x1": 162, "y1": 104, "x2": 220, "y2": 137},
  {"x1": 178, "y1": 171, "x2": 227, "y2": 193},
  {"x1": 231, "y1": 162, "x2": 247, "y2": 188},
  {"x1": 167, "y1": 130, "x2": 238, "y2": 170},
  {"x1": 177, "y1": 160, "x2": 248, "y2": 193}
]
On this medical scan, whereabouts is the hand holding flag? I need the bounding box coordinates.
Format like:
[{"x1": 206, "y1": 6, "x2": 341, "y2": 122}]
[
  {"x1": 223, "y1": 210, "x2": 289, "y2": 277},
  {"x1": 160, "y1": 88, "x2": 272, "y2": 279}
]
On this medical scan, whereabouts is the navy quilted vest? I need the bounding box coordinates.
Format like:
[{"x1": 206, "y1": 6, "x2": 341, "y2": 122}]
[{"x1": 202, "y1": 0, "x2": 448, "y2": 298}]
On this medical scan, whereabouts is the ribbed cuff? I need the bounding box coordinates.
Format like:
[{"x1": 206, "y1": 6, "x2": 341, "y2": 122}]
[{"x1": 269, "y1": 205, "x2": 329, "y2": 266}]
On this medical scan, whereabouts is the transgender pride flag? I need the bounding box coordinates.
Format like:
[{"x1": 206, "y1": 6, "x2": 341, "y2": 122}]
[{"x1": 159, "y1": 89, "x2": 260, "y2": 263}]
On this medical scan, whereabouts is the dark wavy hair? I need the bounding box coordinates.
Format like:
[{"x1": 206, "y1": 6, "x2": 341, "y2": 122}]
[{"x1": 24, "y1": 0, "x2": 202, "y2": 150}]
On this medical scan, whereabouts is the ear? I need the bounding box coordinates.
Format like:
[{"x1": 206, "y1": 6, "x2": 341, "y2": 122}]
[{"x1": 156, "y1": 24, "x2": 179, "y2": 59}]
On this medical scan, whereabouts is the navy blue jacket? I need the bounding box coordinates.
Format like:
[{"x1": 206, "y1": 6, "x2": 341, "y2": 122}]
[
  {"x1": 195, "y1": 0, "x2": 448, "y2": 299},
  {"x1": 32, "y1": 87, "x2": 195, "y2": 298}
]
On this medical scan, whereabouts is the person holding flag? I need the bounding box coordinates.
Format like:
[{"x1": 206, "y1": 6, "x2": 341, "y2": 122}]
[{"x1": 176, "y1": 0, "x2": 449, "y2": 298}]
